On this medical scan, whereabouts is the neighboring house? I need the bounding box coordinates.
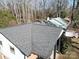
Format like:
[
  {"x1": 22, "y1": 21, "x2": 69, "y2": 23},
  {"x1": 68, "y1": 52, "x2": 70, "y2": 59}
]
[
  {"x1": 47, "y1": 17, "x2": 73, "y2": 38},
  {"x1": 65, "y1": 30, "x2": 75, "y2": 37},
  {"x1": 47, "y1": 17, "x2": 69, "y2": 29},
  {"x1": 0, "y1": 23, "x2": 64, "y2": 59},
  {"x1": 65, "y1": 30, "x2": 79, "y2": 38}
]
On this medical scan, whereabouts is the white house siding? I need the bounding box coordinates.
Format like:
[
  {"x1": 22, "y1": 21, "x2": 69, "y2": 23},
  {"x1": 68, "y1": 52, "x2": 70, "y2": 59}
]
[{"x1": 0, "y1": 33, "x2": 26, "y2": 59}]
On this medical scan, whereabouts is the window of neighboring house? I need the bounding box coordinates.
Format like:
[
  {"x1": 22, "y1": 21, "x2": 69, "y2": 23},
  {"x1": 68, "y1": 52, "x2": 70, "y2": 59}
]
[
  {"x1": 0, "y1": 41, "x2": 2, "y2": 46},
  {"x1": 10, "y1": 46, "x2": 15, "y2": 54},
  {"x1": 0, "y1": 41, "x2": 2, "y2": 49}
]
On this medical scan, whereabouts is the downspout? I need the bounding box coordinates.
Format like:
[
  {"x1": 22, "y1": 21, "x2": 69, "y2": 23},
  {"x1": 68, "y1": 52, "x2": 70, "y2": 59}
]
[
  {"x1": 24, "y1": 55, "x2": 27, "y2": 59},
  {"x1": 53, "y1": 30, "x2": 65, "y2": 59},
  {"x1": 58, "y1": 30, "x2": 64, "y2": 52},
  {"x1": 53, "y1": 44, "x2": 56, "y2": 59},
  {"x1": 24, "y1": 56, "x2": 25, "y2": 59}
]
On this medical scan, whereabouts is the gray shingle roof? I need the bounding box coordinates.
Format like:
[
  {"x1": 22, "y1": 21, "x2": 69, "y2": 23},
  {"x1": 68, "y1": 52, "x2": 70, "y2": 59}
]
[{"x1": 0, "y1": 23, "x2": 62, "y2": 58}]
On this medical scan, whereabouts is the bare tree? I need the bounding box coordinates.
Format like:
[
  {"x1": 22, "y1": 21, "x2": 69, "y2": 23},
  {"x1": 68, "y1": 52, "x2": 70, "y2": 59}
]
[
  {"x1": 0, "y1": 0, "x2": 6, "y2": 9},
  {"x1": 76, "y1": 0, "x2": 79, "y2": 9},
  {"x1": 0, "y1": 0, "x2": 70, "y2": 24},
  {"x1": 42, "y1": 0, "x2": 47, "y2": 19}
]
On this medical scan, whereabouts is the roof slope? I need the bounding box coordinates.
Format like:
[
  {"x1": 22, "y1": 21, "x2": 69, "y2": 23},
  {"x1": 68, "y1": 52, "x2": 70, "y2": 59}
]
[{"x1": 0, "y1": 23, "x2": 62, "y2": 58}]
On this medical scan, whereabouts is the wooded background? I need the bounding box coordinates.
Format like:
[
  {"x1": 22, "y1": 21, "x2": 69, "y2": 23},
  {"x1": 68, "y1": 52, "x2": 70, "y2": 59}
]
[{"x1": 0, "y1": 0, "x2": 79, "y2": 27}]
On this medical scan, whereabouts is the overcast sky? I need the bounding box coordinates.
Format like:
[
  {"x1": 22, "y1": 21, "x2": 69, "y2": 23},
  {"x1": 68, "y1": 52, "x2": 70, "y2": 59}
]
[
  {"x1": 69, "y1": 0, "x2": 74, "y2": 6},
  {"x1": 2, "y1": 0, "x2": 74, "y2": 8}
]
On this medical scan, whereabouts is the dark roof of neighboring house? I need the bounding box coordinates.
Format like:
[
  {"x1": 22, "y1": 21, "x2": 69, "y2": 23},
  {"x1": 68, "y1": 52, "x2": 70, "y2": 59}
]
[{"x1": 0, "y1": 23, "x2": 62, "y2": 58}]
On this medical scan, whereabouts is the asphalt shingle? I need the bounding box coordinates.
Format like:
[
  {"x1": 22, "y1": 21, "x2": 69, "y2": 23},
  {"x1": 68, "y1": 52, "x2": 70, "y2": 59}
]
[{"x1": 0, "y1": 23, "x2": 62, "y2": 58}]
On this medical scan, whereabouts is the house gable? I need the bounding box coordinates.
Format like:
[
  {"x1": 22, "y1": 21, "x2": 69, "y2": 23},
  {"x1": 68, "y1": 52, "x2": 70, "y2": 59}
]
[{"x1": 0, "y1": 33, "x2": 25, "y2": 59}]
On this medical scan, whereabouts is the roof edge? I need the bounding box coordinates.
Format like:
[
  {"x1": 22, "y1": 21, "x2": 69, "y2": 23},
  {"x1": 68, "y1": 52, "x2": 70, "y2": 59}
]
[{"x1": 0, "y1": 32, "x2": 27, "y2": 56}]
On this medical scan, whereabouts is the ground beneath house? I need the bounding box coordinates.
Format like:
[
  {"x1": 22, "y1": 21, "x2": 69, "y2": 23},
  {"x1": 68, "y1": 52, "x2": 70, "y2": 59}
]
[{"x1": 56, "y1": 38, "x2": 79, "y2": 59}]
